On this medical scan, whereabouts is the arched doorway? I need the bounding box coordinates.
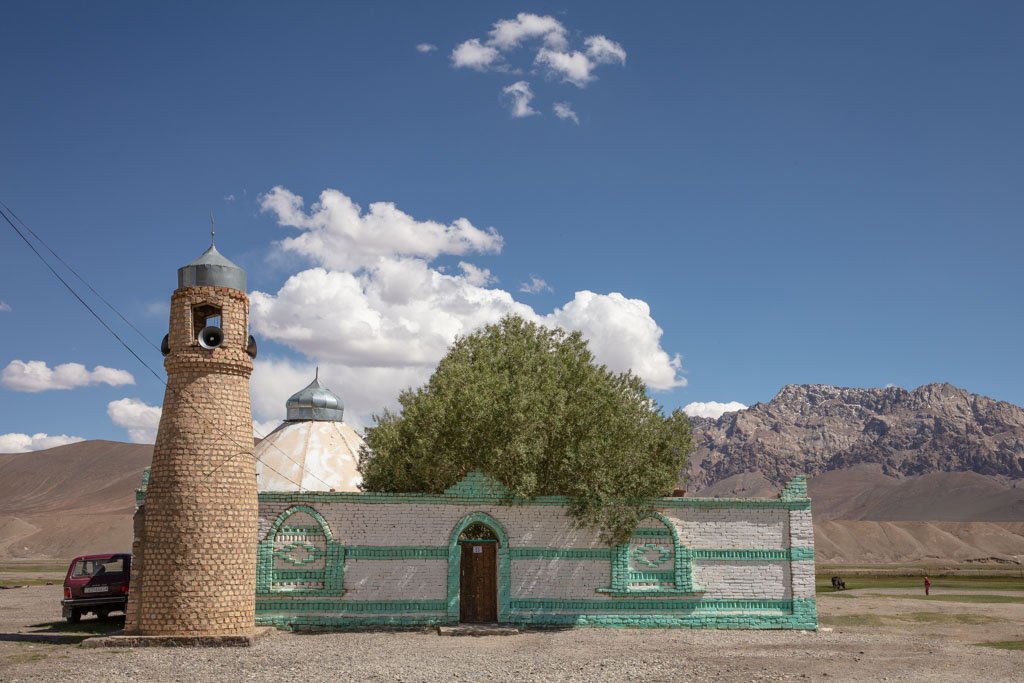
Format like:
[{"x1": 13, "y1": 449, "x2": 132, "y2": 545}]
[{"x1": 458, "y1": 521, "x2": 499, "y2": 623}]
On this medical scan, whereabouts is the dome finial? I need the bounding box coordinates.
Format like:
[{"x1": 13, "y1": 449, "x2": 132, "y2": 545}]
[{"x1": 210, "y1": 212, "x2": 216, "y2": 246}]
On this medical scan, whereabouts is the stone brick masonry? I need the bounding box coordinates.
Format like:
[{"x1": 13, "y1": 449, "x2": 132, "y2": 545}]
[{"x1": 126, "y1": 285, "x2": 257, "y2": 636}]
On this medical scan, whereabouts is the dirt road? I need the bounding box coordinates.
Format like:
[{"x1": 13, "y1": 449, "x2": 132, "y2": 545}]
[{"x1": 1, "y1": 586, "x2": 1021, "y2": 682}]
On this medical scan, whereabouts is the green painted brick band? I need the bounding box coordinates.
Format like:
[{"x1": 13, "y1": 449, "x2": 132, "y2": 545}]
[
  {"x1": 692, "y1": 547, "x2": 814, "y2": 561},
  {"x1": 790, "y1": 546, "x2": 815, "y2": 561},
  {"x1": 257, "y1": 615, "x2": 449, "y2": 630},
  {"x1": 256, "y1": 599, "x2": 818, "y2": 631},
  {"x1": 278, "y1": 526, "x2": 324, "y2": 535},
  {"x1": 256, "y1": 599, "x2": 446, "y2": 613},
  {"x1": 627, "y1": 570, "x2": 676, "y2": 582},
  {"x1": 509, "y1": 548, "x2": 613, "y2": 560},
  {"x1": 510, "y1": 598, "x2": 797, "y2": 612},
  {"x1": 345, "y1": 546, "x2": 448, "y2": 559}
]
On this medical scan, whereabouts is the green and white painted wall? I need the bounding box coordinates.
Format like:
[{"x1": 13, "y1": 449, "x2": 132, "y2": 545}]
[{"x1": 250, "y1": 471, "x2": 817, "y2": 631}]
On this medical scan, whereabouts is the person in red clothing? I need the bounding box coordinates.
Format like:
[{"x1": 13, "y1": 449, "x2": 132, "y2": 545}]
[{"x1": 924, "y1": 576, "x2": 932, "y2": 596}]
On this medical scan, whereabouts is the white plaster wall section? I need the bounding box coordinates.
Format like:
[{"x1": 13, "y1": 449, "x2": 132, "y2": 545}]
[
  {"x1": 789, "y1": 561, "x2": 816, "y2": 598},
  {"x1": 666, "y1": 509, "x2": 789, "y2": 549},
  {"x1": 297, "y1": 503, "x2": 613, "y2": 548},
  {"x1": 789, "y1": 509, "x2": 814, "y2": 546},
  {"x1": 342, "y1": 560, "x2": 447, "y2": 600},
  {"x1": 691, "y1": 560, "x2": 791, "y2": 600},
  {"x1": 510, "y1": 560, "x2": 611, "y2": 599}
]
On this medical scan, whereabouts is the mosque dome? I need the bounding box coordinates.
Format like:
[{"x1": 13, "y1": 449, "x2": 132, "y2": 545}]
[
  {"x1": 285, "y1": 375, "x2": 344, "y2": 422},
  {"x1": 255, "y1": 374, "x2": 363, "y2": 493},
  {"x1": 177, "y1": 244, "x2": 246, "y2": 291}
]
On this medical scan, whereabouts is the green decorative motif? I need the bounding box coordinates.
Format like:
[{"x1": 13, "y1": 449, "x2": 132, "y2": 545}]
[
  {"x1": 258, "y1": 505, "x2": 344, "y2": 597},
  {"x1": 631, "y1": 543, "x2": 671, "y2": 568},
  {"x1": 274, "y1": 542, "x2": 325, "y2": 566},
  {"x1": 606, "y1": 513, "x2": 699, "y2": 595}
]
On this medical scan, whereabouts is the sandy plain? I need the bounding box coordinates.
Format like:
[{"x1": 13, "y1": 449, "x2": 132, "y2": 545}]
[{"x1": 0, "y1": 582, "x2": 1021, "y2": 682}]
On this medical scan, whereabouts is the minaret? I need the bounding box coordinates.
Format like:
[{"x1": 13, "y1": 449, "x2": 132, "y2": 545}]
[{"x1": 125, "y1": 239, "x2": 258, "y2": 636}]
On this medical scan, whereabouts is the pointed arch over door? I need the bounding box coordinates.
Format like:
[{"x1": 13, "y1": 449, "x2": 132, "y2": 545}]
[{"x1": 447, "y1": 512, "x2": 510, "y2": 623}]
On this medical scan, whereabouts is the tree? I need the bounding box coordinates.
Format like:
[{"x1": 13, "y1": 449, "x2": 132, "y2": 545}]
[{"x1": 359, "y1": 316, "x2": 692, "y2": 544}]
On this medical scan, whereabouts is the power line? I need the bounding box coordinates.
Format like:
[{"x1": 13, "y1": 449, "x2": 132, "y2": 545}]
[
  {"x1": 0, "y1": 202, "x2": 337, "y2": 492},
  {"x1": 0, "y1": 200, "x2": 161, "y2": 353}
]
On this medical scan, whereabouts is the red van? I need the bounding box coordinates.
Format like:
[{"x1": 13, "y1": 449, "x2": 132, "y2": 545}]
[{"x1": 61, "y1": 553, "x2": 131, "y2": 622}]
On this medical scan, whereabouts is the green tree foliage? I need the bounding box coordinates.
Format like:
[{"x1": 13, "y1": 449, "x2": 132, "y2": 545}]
[{"x1": 359, "y1": 316, "x2": 693, "y2": 544}]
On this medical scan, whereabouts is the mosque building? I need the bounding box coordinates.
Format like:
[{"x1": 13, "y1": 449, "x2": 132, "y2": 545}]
[{"x1": 128, "y1": 240, "x2": 817, "y2": 634}]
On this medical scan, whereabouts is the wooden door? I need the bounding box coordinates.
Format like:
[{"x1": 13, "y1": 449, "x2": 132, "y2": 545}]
[{"x1": 459, "y1": 542, "x2": 497, "y2": 623}]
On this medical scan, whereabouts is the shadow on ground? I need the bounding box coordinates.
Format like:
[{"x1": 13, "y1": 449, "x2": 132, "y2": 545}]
[{"x1": 0, "y1": 617, "x2": 125, "y2": 645}]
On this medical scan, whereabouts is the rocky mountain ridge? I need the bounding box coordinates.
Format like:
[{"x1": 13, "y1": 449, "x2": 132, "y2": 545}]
[{"x1": 687, "y1": 383, "x2": 1024, "y2": 491}]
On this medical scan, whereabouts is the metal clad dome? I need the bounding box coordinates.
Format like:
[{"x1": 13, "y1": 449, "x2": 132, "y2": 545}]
[
  {"x1": 255, "y1": 372, "x2": 362, "y2": 492},
  {"x1": 178, "y1": 244, "x2": 246, "y2": 291},
  {"x1": 286, "y1": 375, "x2": 345, "y2": 422}
]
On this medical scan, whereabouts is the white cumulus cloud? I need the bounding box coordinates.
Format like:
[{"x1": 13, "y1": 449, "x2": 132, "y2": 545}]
[
  {"x1": 519, "y1": 276, "x2": 552, "y2": 294},
  {"x1": 451, "y1": 39, "x2": 502, "y2": 71},
  {"x1": 553, "y1": 102, "x2": 579, "y2": 124},
  {"x1": 0, "y1": 300, "x2": 10, "y2": 312},
  {"x1": 450, "y1": 14, "x2": 625, "y2": 115},
  {"x1": 683, "y1": 401, "x2": 748, "y2": 419},
  {"x1": 259, "y1": 186, "x2": 502, "y2": 272},
  {"x1": 535, "y1": 48, "x2": 597, "y2": 88},
  {"x1": 107, "y1": 398, "x2": 162, "y2": 444},
  {"x1": 502, "y1": 81, "x2": 538, "y2": 118},
  {"x1": 0, "y1": 432, "x2": 85, "y2": 453},
  {"x1": 251, "y1": 186, "x2": 687, "y2": 428},
  {"x1": 544, "y1": 292, "x2": 686, "y2": 391},
  {"x1": 2, "y1": 360, "x2": 135, "y2": 393},
  {"x1": 416, "y1": 43, "x2": 437, "y2": 53},
  {"x1": 584, "y1": 35, "x2": 627, "y2": 65},
  {"x1": 488, "y1": 13, "x2": 567, "y2": 50}
]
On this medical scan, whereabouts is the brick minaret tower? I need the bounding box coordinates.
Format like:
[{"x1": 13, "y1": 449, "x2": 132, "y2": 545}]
[{"x1": 125, "y1": 241, "x2": 258, "y2": 636}]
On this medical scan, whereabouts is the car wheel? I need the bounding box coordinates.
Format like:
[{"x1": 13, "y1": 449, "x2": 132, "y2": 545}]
[{"x1": 66, "y1": 609, "x2": 81, "y2": 623}]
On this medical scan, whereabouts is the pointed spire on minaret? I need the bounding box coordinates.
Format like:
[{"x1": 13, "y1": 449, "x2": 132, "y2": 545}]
[{"x1": 210, "y1": 213, "x2": 216, "y2": 246}]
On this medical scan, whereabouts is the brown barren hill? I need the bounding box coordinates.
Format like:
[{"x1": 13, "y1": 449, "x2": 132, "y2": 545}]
[{"x1": 0, "y1": 440, "x2": 151, "y2": 560}]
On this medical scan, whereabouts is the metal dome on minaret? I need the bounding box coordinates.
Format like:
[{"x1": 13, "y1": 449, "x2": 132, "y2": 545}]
[{"x1": 176, "y1": 217, "x2": 246, "y2": 290}]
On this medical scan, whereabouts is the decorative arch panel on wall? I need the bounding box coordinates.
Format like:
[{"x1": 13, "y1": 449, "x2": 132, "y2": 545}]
[
  {"x1": 258, "y1": 505, "x2": 344, "y2": 596},
  {"x1": 603, "y1": 513, "x2": 699, "y2": 595}
]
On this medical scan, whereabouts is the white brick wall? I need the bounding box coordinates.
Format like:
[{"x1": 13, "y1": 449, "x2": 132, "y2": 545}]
[
  {"x1": 258, "y1": 497, "x2": 814, "y2": 606},
  {"x1": 692, "y1": 561, "x2": 791, "y2": 600},
  {"x1": 511, "y1": 560, "x2": 610, "y2": 598},
  {"x1": 343, "y1": 560, "x2": 447, "y2": 600},
  {"x1": 665, "y1": 508, "x2": 789, "y2": 549}
]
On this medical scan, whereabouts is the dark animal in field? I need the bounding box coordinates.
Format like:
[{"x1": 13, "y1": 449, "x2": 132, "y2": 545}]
[{"x1": 831, "y1": 576, "x2": 846, "y2": 591}]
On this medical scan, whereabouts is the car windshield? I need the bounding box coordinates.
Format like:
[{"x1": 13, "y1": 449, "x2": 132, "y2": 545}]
[{"x1": 71, "y1": 558, "x2": 124, "y2": 577}]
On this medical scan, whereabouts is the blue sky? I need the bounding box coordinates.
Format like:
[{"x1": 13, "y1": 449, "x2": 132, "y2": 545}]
[{"x1": 1, "y1": 2, "x2": 1022, "y2": 449}]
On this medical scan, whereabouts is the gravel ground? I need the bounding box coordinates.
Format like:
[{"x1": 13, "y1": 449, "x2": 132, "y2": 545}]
[{"x1": 1, "y1": 586, "x2": 1022, "y2": 682}]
